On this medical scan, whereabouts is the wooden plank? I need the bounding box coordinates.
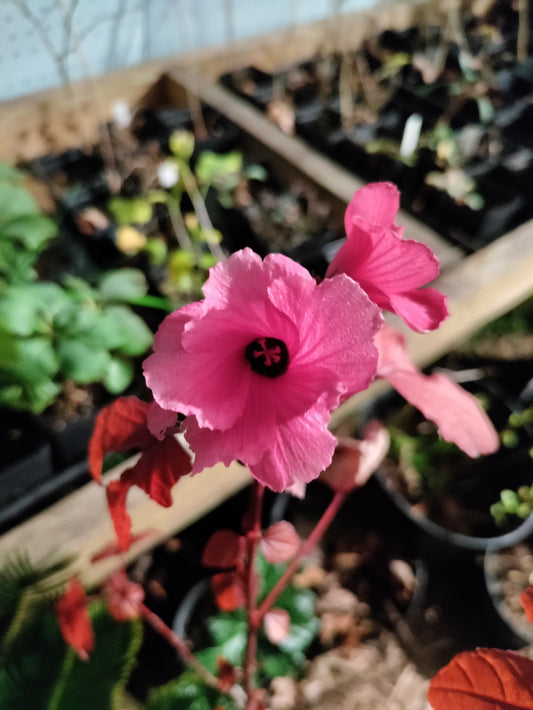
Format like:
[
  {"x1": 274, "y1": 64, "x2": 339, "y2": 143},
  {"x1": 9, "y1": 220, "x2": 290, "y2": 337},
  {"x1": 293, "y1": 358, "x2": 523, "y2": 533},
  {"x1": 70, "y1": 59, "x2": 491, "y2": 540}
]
[
  {"x1": 0, "y1": 62, "x2": 188, "y2": 164},
  {"x1": 0, "y1": 458, "x2": 251, "y2": 587},
  {"x1": 180, "y1": 0, "x2": 470, "y2": 78}
]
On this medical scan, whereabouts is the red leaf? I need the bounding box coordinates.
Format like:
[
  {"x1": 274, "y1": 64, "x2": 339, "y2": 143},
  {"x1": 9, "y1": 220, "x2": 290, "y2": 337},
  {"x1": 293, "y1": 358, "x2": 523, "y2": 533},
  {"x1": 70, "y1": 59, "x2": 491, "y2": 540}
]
[
  {"x1": 121, "y1": 436, "x2": 191, "y2": 507},
  {"x1": 211, "y1": 572, "x2": 246, "y2": 611},
  {"x1": 264, "y1": 608, "x2": 290, "y2": 645},
  {"x1": 521, "y1": 587, "x2": 533, "y2": 625},
  {"x1": 217, "y1": 658, "x2": 236, "y2": 692},
  {"x1": 261, "y1": 521, "x2": 300, "y2": 563},
  {"x1": 202, "y1": 530, "x2": 244, "y2": 569},
  {"x1": 321, "y1": 421, "x2": 390, "y2": 493},
  {"x1": 56, "y1": 577, "x2": 95, "y2": 661},
  {"x1": 89, "y1": 397, "x2": 153, "y2": 483},
  {"x1": 106, "y1": 479, "x2": 132, "y2": 551},
  {"x1": 428, "y1": 648, "x2": 533, "y2": 710},
  {"x1": 90, "y1": 530, "x2": 156, "y2": 562},
  {"x1": 104, "y1": 569, "x2": 145, "y2": 622}
]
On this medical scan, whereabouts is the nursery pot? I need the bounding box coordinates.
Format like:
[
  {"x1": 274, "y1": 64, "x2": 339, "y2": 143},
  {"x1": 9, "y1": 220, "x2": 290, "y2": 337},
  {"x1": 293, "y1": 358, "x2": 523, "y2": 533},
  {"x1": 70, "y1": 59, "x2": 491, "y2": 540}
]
[{"x1": 484, "y1": 539, "x2": 533, "y2": 648}]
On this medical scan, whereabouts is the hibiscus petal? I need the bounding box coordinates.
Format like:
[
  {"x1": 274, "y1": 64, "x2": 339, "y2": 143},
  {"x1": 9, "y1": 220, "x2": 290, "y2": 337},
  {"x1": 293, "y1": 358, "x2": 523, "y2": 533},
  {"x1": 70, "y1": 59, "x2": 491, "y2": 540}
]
[
  {"x1": 272, "y1": 273, "x2": 382, "y2": 401},
  {"x1": 376, "y1": 326, "x2": 499, "y2": 457},
  {"x1": 344, "y1": 182, "x2": 400, "y2": 233},
  {"x1": 147, "y1": 401, "x2": 179, "y2": 441},
  {"x1": 329, "y1": 223, "x2": 440, "y2": 293},
  {"x1": 250, "y1": 402, "x2": 338, "y2": 491},
  {"x1": 387, "y1": 287, "x2": 449, "y2": 333}
]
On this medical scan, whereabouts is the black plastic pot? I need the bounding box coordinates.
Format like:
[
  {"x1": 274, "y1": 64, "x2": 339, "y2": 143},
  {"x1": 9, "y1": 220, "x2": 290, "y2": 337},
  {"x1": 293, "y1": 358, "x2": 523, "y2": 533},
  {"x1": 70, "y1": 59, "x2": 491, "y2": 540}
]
[
  {"x1": 484, "y1": 540, "x2": 533, "y2": 648},
  {"x1": 0, "y1": 408, "x2": 54, "y2": 509}
]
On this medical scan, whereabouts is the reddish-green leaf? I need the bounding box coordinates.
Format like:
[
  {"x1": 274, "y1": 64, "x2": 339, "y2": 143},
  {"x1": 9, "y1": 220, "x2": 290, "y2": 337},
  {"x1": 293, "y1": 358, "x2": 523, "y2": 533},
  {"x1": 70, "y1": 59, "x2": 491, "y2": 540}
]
[
  {"x1": 56, "y1": 577, "x2": 94, "y2": 661},
  {"x1": 217, "y1": 658, "x2": 236, "y2": 692},
  {"x1": 264, "y1": 608, "x2": 290, "y2": 645},
  {"x1": 202, "y1": 530, "x2": 244, "y2": 569},
  {"x1": 89, "y1": 396, "x2": 152, "y2": 482},
  {"x1": 428, "y1": 648, "x2": 533, "y2": 710},
  {"x1": 521, "y1": 587, "x2": 533, "y2": 625},
  {"x1": 120, "y1": 435, "x2": 191, "y2": 507},
  {"x1": 261, "y1": 521, "x2": 300, "y2": 564},
  {"x1": 211, "y1": 572, "x2": 246, "y2": 611},
  {"x1": 106, "y1": 479, "x2": 132, "y2": 551}
]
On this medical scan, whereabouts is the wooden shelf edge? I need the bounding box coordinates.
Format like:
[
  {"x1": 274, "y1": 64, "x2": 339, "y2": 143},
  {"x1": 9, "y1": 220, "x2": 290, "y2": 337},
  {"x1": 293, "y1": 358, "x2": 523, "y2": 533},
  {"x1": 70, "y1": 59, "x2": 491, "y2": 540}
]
[{"x1": 0, "y1": 459, "x2": 251, "y2": 587}]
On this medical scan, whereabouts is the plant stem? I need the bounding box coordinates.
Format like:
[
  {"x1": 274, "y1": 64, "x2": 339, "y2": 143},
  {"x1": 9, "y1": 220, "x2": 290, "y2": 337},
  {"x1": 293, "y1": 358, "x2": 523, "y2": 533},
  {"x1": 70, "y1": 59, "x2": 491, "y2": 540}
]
[
  {"x1": 243, "y1": 482, "x2": 265, "y2": 708},
  {"x1": 181, "y1": 164, "x2": 226, "y2": 262},
  {"x1": 254, "y1": 490, "x2": 346, "y2": 624},
  {"x1": 139, "y1": 603, "x2": 218, "y2": 688}
]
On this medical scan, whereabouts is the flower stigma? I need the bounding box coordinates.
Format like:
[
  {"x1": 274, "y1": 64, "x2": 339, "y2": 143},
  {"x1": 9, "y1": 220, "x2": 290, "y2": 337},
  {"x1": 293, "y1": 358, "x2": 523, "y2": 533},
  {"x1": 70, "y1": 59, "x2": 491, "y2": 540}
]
[{"x1": 245, "y1": 337, "x2": 289, "y2": 378}]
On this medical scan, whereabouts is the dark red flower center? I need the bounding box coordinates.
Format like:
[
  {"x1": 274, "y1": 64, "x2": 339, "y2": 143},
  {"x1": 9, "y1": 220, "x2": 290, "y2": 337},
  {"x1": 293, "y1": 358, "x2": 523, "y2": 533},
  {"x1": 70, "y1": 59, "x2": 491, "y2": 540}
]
[{"x1": 245, "y1": 337, "x2": 289, "y2": 378}]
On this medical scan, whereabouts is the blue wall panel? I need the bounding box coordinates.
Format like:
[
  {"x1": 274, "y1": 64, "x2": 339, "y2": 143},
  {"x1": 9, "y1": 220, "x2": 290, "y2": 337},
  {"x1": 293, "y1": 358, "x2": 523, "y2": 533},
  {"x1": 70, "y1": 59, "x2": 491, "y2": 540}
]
[{"x1": 0, "y1": 0, "x2": 382, "y2": 101}]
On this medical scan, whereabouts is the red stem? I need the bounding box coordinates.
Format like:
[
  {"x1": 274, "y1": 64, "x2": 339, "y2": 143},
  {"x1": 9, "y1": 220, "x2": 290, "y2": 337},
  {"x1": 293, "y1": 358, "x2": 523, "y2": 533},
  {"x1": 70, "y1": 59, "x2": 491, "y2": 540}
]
[
  {"x1": 243, "y1": 482, "x2": 265, "y2": 708},
  {"x1": 139, "y1": 603, "x2": 218, "y2": 689},
  {"x1": 254, "y1": 490, "x2": 346, "y2": 624}
]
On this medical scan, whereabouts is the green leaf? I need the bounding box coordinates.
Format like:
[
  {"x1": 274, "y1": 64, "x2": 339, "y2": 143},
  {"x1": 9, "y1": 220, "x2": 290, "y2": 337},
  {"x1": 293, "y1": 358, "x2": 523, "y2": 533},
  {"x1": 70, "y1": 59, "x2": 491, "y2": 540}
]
[
  {"x1": 0, "y1": 287, "x2": 42, "y2": 336},
  {"x1": 195, "y1": 151, "x2": 243, "y2": 186},
  {"x1": 0, "y1": 164, "x2": 24, "y2": 182},
  {"x1": 201, "y1": 611, "x2": 247, "y2": 670},
  {"x1": 103, "y1": 357, "x2": 134, "y2": 394},
  {"x1": 108, "y1": 197, "x2": 152, "y2": 226},
  {"x1": 8, "y1": 338, "x2": 59, "y2": 384},
  {"x1": 0, "y1": 240, "x2": 39, "y2": 283},
  {"x1": 146, "y1": 670, "x2": 237, "y2": 710},
  {"x1": 56, "y1": 340, "x2": 111, "y2": 383},
  {"x1": 1, "y1": 214, "x2": 57, "y2": 251},
  {"x1": 104, "y1": 305, "x2": 153, "y2": 356},
  {"x1": 52, "y1": 603, "x2": 143, "y2": 710},
  {"x1": 0, "y1": 600, "x2": 142, "y2": 710},
  {"x1": 0, "y1": 183, "x2": 39, "y2": 223},
  {"x1": 97, "y1": 269, "x2": 148, "y2": 303}
]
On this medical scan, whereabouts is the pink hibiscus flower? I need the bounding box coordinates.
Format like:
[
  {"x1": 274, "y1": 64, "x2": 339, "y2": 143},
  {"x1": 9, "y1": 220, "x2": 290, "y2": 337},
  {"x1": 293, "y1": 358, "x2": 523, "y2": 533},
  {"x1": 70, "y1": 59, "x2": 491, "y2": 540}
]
[
  {"x1": 326, "y1": 182, "x2": 449, "y2": 333},
  {"x1": 144, "y1": 248, "x2": 382, "y2": 491},
  {"x1": 375, "y1": 324, "x2": 499, "y2": 457}
]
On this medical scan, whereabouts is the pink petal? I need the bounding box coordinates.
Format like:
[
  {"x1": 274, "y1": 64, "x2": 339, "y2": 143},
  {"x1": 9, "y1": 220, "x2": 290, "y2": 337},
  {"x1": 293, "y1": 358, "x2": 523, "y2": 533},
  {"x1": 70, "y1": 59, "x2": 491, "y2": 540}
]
[
  {"x1": 388, "y1": 287, "x2": 449, "y2": 333},
  {"x1": 264, "y1": 608, "x2": 290, "y2": 645},
  {"x1": 261, "y1": 521, "x2": 300, "y2": 563},
  {"x1": 344, "y1": 182, "x2": 400, "y2": 233},
  {"x1": 250, "y1": 401, "x2": 339, "y2": 491},
  {"x1": 274, "y1": 273, "x2": 382, "y2": 401},
  {"x1": 376, "y1": 326, "x2": 499, "y2": 457},
  {"x1": 147, "y1": 401, "x2": 179, "y2": 441},
  {"x1": 328, "y1": 223, "x2": 440, "y2": 293}
]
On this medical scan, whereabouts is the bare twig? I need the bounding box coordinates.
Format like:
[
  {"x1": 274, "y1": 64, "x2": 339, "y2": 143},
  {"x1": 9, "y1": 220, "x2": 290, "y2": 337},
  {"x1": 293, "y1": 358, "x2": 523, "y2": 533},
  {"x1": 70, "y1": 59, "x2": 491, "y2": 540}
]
[
  {"x1": 11, "y1": 0, "x2": 70, "y2": 85},
  {"x1": 518, "y1": 0, "x2": 530, "y2": 64}
]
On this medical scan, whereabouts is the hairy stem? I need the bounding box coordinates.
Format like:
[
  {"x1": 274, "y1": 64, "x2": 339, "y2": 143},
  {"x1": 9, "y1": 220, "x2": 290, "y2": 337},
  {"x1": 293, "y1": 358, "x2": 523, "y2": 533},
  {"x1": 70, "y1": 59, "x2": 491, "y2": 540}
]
[
  {"x1": 243, "y1": 482, "x2": 265, "y2": 708},
  {"x1": 139, "y1": 603, "x2": 218, "y2": 687},
  {"x1": 254, "y1": 490, "x2": 346, "y2": 624}
]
